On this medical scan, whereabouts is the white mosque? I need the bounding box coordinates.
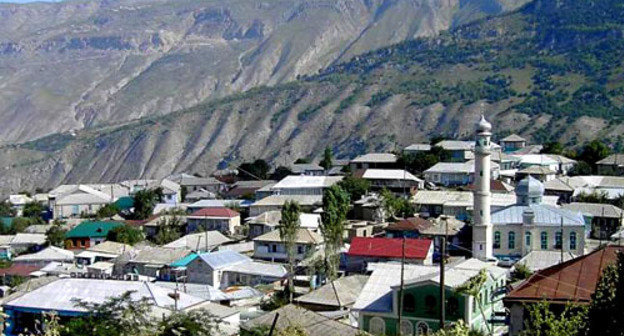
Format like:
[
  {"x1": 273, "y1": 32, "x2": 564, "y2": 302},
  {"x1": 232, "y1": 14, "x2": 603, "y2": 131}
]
[{"x1": 472, "y1": 115, "x2": 586, "y2": 261}]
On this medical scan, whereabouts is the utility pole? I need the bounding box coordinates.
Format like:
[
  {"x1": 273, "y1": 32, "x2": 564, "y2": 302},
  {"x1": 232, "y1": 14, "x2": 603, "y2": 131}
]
[
  {"x1": 397, "y1": 237, "x2": 406, "y2": 335},
  {"x1": 440, "y1": 217, "x2": 448, "y2": 330},
  {"x1": 560, "y1": 217, "x2": 564, "y2": 263}
]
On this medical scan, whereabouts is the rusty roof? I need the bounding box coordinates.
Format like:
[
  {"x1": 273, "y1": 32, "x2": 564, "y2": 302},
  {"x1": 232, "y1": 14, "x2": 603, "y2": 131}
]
[
  {"x1": 385, "y1": 217, "x2": 432, "y2": 232},
  {"x1": 505, "y1": 246, "x2": 624, "y2": 304}
]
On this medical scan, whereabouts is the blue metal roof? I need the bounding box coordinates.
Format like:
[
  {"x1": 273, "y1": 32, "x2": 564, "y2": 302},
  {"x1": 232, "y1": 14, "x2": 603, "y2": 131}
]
[
  {"x1": 491, "y1": 204, "x2": 585, "y2": 226},
  {"x1": 170, "y1": 253, "x2": 198, "y2": 267}
]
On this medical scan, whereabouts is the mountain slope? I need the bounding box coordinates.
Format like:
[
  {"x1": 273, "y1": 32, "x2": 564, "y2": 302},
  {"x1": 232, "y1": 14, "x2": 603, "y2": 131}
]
[
  {"x1": 1, "y1": 0, "x2": 624, "y2": 195},
  {"x1": 0, "y1": 0, "x2": 528, "y2": 143}
]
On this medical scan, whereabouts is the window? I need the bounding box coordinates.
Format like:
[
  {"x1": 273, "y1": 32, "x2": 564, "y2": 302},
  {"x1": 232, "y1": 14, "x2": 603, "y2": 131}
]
[
  {"x1": 424, "y1": 295, "x2": 436, "y2": 313},
  {"x1": 297, "y1": 245, "x2": 304, "y2": 254},
  {"x1": 508, "y1": 232, "x2": 515, "y2": 249},
  {"x1": 369, "y1": 317, "x2": 385, "y2": 335},
  {"x1": 525, "y1": 232, "x2": 531, "y2": 248},
  {"x1": 541, "y1": 232, "x2": 548, "y2": 250},
  {"x1": 271, "y1": 244, "x2": 277, "y2": 253},
  {"x1": 555, "y1": 231, "x2": 562, "y2": 249},
  {"x1": 400, "y1": 320, "x2": 414, "y2": 336},
  {"x1": 570, "y1": 232, "x2": 577, "y2": 250},
  {"x1": 403, "y1": 294, "x2": 416, "y2": 313},
  {"x1": 494, "y1": 232, "x2": 501, "y2": 249}
]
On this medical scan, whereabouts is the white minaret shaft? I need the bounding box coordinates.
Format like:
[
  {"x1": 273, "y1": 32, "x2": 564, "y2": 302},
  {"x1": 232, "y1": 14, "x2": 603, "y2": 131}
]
[{"x1": 472, "y1": 113, "x2": 493, "y2": 261}]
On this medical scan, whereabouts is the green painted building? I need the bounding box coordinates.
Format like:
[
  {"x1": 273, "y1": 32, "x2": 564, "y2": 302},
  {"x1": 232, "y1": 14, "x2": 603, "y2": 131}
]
[{"x1": 355, "y1": 259, "x2": 507, "y2": 335}]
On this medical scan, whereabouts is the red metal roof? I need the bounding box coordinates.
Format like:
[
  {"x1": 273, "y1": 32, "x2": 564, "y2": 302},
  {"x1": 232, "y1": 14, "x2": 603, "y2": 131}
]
[
  {"x1": 0, "y1": 264, "x2": 42, "y2": 277},
  {"x1": 506, "y1": 246, "x2": 624, "y2": 304},
  {"x1": 386, "y1": 217, "x2": 432, "y2": 232},
  {"x1": 347, "y1": 237, "x2": 432, "y2": 260},
  {"x1": 189, "y1": 207, "x2": 239, "y2": 218}
]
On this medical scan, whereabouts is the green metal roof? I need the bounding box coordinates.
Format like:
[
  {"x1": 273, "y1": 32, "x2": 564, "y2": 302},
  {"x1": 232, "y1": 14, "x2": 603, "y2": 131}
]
[
  {"x1": 114, "y1": 197, "x2": 134, "y2": 211},
  {"x1": 170, "y1": 253, "x2": 198, "y2": 268},
  {"x1": 65, "y1": 221, "x2": 125, "y2": 239}
]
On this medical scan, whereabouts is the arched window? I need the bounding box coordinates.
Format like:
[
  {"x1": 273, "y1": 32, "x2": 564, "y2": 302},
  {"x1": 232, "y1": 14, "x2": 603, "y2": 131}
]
[
  {"x1": 555, "y1": 231, "x2": 562, "y2": 249},
  {"x1": 403, "y1": 293, "x2": 416, "y2": 313},
  {"x1": 570, "y1": 232, "x2": 577, "y2": 250},
  {"x1": 425, "y1": 295, "x2": 436, "y2": 313},
  {"x1": 369, "y1": 317, "x2": 386, "y2": 335},
  {"x1": 541, "y1": 232, "x2": 548, "y2": 250},
  {"x1": 525, "y1": 232, "x2": 532, "y2": 248},
  {"x1": 416, "y1": 322, "x2": 430, "y2": 335},
  {"x1": 494, "y1": 231, "x2": 501, "y2": 249},
  {"x1": 400, "y1": 320, "x2": 414, "y2": 336},
  {"x1": 508, "y1": 232, "x2": 516, "y2": 249}
]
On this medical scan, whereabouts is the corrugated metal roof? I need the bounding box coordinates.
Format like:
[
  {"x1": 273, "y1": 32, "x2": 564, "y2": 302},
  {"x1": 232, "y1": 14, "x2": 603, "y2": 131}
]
[
  {"x1": 251, "y1": 195, "x2": 323, "y2": 207},
  {"x1": 13, "y1": 246, "x2": 74, "y2": 262},
  {"x1": 360, "y1": 169, "x2": 423, "y2": 181},
  {"x1": 562, "y1": 202, "x2": 624, "y2": 218},
  {"x1": 65, "y1": 221, "x2": 124, "y2": 239},
  {"x1": 253, "y1": 228, "x2": 324, "y2": 244},
  {"x1": 198, "y1": 250, "x2": 250, "y2": 269},
  {"x1": 350, "y1": 153, "x2": 397, "y2": 163},
  {"x1": 491, "y1": 204, "x2": 585, "y2": 226},
  {"x1": 222, "y1": 261, "x2": 287, "y2": 278},
  {"x1": 271, "y1": 175, "x2": 343, "y2": 189},
  {"x1": 164, "y1": 231, "x2": 231, "y2": 250},
  {"x1": 295, "y1": 275, "x2": 369, "y2": 307},
  {"x1": 348, "y1": 237, "x2": 431, "y2": 260}
]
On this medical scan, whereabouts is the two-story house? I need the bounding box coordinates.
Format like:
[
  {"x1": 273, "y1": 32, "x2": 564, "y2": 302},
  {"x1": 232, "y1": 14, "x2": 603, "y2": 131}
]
[
  {"x1": 354, "y1": 259, "x2": 507, "y2": 335},
  {"x1": 64, "y1": 221, "x2": 125, "y2": 249},
  {"x1": 253, "y1": 228, "x2": 324, "y2": 262},
  {"x1": 186, "y1": 207, "x2": 241, "y2": 235}
]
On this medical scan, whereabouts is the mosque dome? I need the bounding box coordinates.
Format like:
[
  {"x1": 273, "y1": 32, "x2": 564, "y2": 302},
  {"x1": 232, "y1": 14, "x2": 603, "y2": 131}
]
[{"x1": 515, "y1": 176, "x2": 545, "y2": 205}]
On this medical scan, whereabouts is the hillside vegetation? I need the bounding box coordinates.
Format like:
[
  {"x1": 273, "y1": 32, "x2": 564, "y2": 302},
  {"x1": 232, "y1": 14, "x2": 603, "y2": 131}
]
[{"x1": 1, "y1": 0, "x2": 624, "y2": 194}]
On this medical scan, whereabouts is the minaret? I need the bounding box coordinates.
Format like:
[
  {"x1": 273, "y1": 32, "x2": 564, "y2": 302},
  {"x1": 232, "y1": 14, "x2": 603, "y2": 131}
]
[{"x1": 472, "y1": 111, "x2": 493, "y2": 261}]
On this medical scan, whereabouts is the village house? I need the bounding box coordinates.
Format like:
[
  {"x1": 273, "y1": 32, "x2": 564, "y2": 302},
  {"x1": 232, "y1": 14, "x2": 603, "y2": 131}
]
[
  {"x1": 12, "y1": 246, "x2": 74, "y2": 268},
  {"x1": 121, "y1": 178, "x2": 181, "y2": 205},
  {"x1": 294, "y1": 274, "x2": 369, "y2": 312},
  {"x1": 499, "y1": 134, "x2": 527, "y2": 152},
  {"x1": 403, "y1": 143, "x2": 431, "y2": 156},
  {"x1": 168, "y1": 173, "x2": 225, "y2": 194},
  {"x1": 8, "y1": 194, "x2": 33, "y2": 217},
  {"x1": 433, "y1": 140, "x2": 502, "y2": 163},
  {"x1": 0, "y1": 233, "x2": 47, "y2": 256},
  {"x1": 385, "y1": 217, "x2": 433, "y2": 239},
  {"x1": 345, "y1": 237, "x2": 433, "y2": 272},
  {"x1": 64, "y1": 221, "x2": 125, "y2": 249},
  {"x1": 253, "y1": 228, "x2": 324, "y2": 262},
  {"x1": 505, "y1": 246, "x2": 624, "y2": 336},
  {"x1": 354, "y1": 169, "x2": 424, "y2": 193},
  {"x1": 186, "y1": 207, "x2": 241, "y2": 235},
  {"x1": 512, "y1": 250, "x2": 577, "y2": 272},
  {"x1": 246, "y1": 210, "x2": 320, "y2": 238},
  {"x1": 242, "y1": 304, "x2": 362, "y2": 336},
  {"x1": 354, "y1": 259, "x2": 507, "y2": 335},
  {"x1": 119, "y1": 246, "x2": 191, "y2": 280},
  {"x1": 186, "y1": 199, "x2": 246, "y2": 213},
  {"x1": 184, "y1": 250, "x2": 286, "y2": 289},
  {"x1": 75, "y1": 241, "x2": 134, "y2": 265},
  {"x1": 424, "y1": 160, "x2": 500, "y2": 187},
  {"x1": 349, "y1": 153, "x2": 398, "y2": 170},
  {"x1": 515, "y1": 166, "x2": 557, "y2": 182},
  {"x1": 48, "y1": 184, "x2": 127, "y2": 219},
  {"x1": 270, "y1": 175, "x2": 343, "y2": 196},
  {"x1": 291, "y1": 163, "x2": 325, "y2": 176},
  {"x1": 249, "y1": 194, "x2": 322, "y2": 217},
  {"x1": 223, "y1": 180, "x2": 276, "y2": 200},
  {"x1": 561, "y1": 202, "x2": 623, "y2": 239},
  {"x1": 2, "y1": 278, "x2": 238, "y2": 335},
  {"x1": 163, "y1": 231, "x2": 231, "y2": 252},
  {"x1": 596, "y1": 154, "x2": 624, "y2": 175},
  {"x1": 512, "y1": 154, "x2": 577, "y2": 176}
]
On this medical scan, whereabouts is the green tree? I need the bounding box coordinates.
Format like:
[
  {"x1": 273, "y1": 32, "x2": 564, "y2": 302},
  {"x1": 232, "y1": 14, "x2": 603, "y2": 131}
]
[
  {"x1": 238, "y1": 159, "x2": 270, "y2": 180},
  {"x1": 152, "y1": 216, "x2": 183, "y2": 245},
  {"x1": 271, "y1": 166, "x2": 293, "y2": 181},
  {"x1": 96, "y1": 203, "x2": 120, "y2": 219},
  {"x1": 380, "y1": 188, "x2": 414, "y2": 219},
  {"x1": 106, "y1": 225, "x2": 144, "y2": 245},
  {"x1": 0, "y1": 202, "x2": 15, "y2": 217},
  {"x1": 337, "y1": 175, "x2": 370, "y2": 201},
  {"x1": 321, "y1": 185, "x2": 350, "y2": 280},
  {"x1": 456, "y1": 269, "x2": 493, "y2": 336},
  {"x1": 521, "y1": 301, "x2": 587, "y2": 336},
  {"x1": 511, "y1": 263, "x2": 533, "y2": 282},
  {"x1": 46, "y1": 220, "x2": 68, "y2": 247},
  {"x1": 541, "y1": 142, "x2": 564, "y2": 155},
  {"x1": 279, "y1": 200, "x2": 301, "y2": 302},
  {"x1": 10, "y1": 217, "x2": 41, "y2": 234},
  {"x1": 432, "y1": 320, "x2": 485, "y2": 336},
  {"x1": 159, "y1": 309, "x2": 223, "y2": 336},
  {"x1": 132, "y1": 189, "x2": 161, "y2": 220},
  {"x1": 568, "y1": 161, "x2": 592, "y2": 176},
  {"x1": 578, "y1": 140, "x2": 611, "y2": 173},
  {"x1": 294, "y1": 158, "x2": 310, "y2": 164},
  {"x1": 22, "y1": 201, "x2": 45, "y2": 218},
  {"x1": 319, "y1": 146, "x2": 333, "y2": 171},
  {"x1": 585, "y1": 251, "x2": 624, "y2": 336}
]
